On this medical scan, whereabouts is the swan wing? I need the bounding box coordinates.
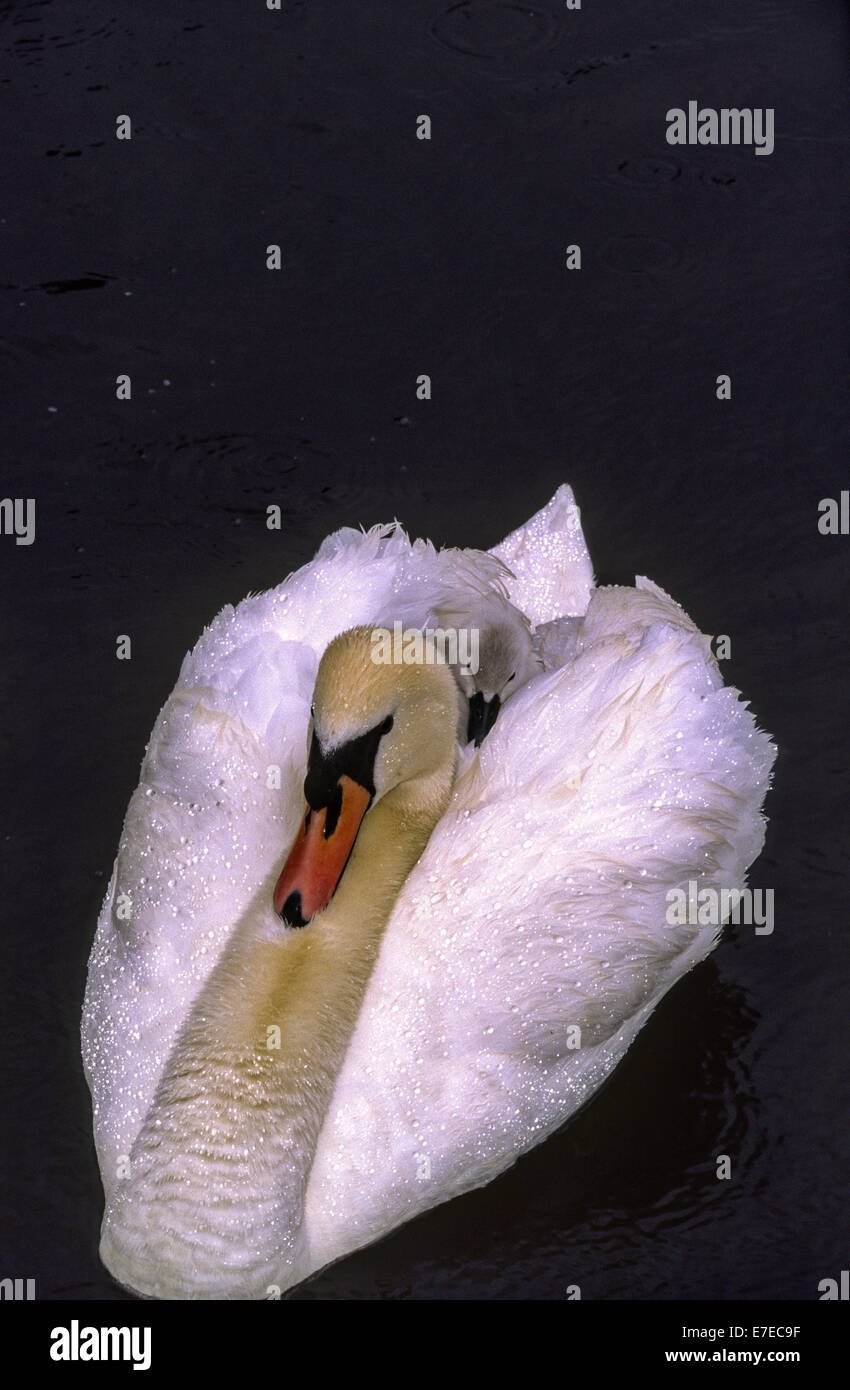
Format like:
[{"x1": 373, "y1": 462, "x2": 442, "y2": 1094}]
[
  {"x1": 81, "y1": 522, "x2": 515, "y2": 1201},
  {"x1": 489, "y1": 483, "x2": 594, "y2": 624},
  {"x1": 304, "y1": 585, "x2": 774, "y2": 1282}
]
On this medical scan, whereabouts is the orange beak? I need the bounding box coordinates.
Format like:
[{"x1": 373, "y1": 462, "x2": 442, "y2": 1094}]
[{"x1": 273, "y1": 774, "x2": 372, "y2": 926}]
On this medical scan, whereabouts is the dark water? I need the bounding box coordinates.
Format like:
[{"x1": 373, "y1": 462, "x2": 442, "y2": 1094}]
[{"x1": 1, "y1": 0, "x2": 848, "y2": 1300}]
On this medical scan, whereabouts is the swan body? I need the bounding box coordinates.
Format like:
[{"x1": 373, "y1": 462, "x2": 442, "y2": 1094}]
[{"x1": 82, "y1": 485, "x2": 775, "y2": 1299}]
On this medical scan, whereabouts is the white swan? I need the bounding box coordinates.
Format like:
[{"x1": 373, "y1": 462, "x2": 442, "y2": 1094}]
[{"x1": 82, "y1": 485, "x2": 775, "y2": 1299}]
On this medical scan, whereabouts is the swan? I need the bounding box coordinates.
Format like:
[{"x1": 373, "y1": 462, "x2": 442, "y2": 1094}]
[{"x1": 82, "y1": 485, "x2": 775, "y2": 1299}]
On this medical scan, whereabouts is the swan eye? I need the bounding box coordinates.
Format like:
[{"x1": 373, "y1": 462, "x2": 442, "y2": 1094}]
[
  {"x1": 310, "y1": 703, "x2": 315, "y2": 720},
  {"x1": 506, "y1": 672, "x2": 516, "y2": 684}
]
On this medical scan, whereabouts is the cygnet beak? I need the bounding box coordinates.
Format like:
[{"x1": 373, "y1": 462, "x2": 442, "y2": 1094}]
[{"x1": 467, "y1": 691, "x2": 501, "y2": 747}]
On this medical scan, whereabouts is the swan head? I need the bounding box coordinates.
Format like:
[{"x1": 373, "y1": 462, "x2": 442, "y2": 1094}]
[
  {"x1": 274, "y1": 626, "x2": 459, "y2": 928},
  {"x1": 450, "y1": 604, "x2": 541, "y2": 747}
]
